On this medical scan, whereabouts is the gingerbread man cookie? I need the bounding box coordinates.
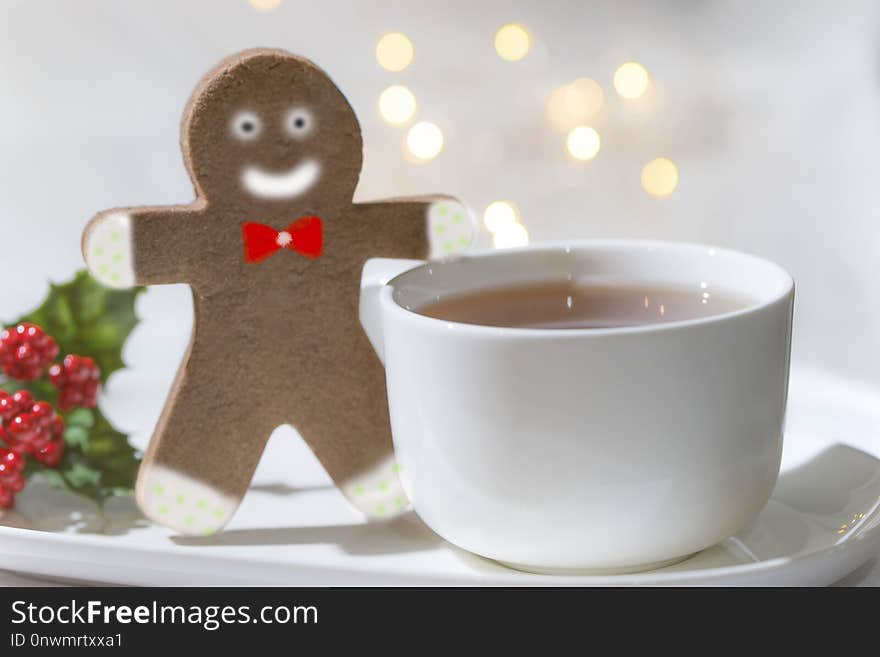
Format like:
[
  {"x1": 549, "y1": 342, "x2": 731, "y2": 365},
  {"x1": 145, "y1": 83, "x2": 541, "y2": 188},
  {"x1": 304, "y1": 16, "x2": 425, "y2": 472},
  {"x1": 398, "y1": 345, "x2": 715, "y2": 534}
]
[{"x1": 82, "y1": 49, "x2": 476, "y2": 535}]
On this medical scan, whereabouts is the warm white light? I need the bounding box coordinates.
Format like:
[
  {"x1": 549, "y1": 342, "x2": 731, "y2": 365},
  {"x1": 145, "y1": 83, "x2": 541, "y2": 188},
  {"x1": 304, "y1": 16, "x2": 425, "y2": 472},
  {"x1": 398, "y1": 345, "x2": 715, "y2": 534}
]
[
  {"x1": 483, "y1": 201, "x2": 519, "y2": 233},
  {"x1": 565, "y1": 126, "x2": 601, "y2": 161},
  {"x1": 376, "y1": 32, "x2": 414, "y2": 72},
  {"x1": 614, "y1": 61, "x2": 650, "y2": 99},
  {"x1": 494, "y1": 24, "x2": 530, "y2": 61},
  {"x1": 406, "y1": 121, "x2": 443, "y2": 160},
  {"x1": 641, "y1": 158, "x2": 679, "y2": 197},
  {"x1": 378, "y1": 85, "x2": 417, "y2": 125},
  {"x1": 547, "y1": 78, "x2": 604, "y2": 129},
  {"x1": 249, "y1": 0, "x2": 281, "y2": 10},
  {"x1": 492, "y1": 222, "x2": 529, "y2": 249}
]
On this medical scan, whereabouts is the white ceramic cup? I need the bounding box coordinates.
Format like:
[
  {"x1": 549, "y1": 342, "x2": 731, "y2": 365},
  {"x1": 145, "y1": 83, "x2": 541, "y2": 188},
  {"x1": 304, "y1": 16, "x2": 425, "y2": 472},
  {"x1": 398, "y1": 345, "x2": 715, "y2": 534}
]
[{"x1": 359, "y1": 240, "x2": 794, "y2": 573}]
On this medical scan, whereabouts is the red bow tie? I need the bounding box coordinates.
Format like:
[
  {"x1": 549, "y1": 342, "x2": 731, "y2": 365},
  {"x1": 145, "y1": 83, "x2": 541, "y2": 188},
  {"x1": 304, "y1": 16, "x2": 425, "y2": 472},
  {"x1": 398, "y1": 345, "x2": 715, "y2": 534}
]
[{"x1": 242, "y1": 216, "x2": 323, "y2": 263}]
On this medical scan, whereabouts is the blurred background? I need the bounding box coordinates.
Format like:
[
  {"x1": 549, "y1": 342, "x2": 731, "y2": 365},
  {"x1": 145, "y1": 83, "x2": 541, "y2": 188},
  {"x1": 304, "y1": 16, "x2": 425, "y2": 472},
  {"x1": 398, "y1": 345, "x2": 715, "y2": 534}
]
[{"x1": 2, "y1": 0, "x2": 879, "y2": 420}]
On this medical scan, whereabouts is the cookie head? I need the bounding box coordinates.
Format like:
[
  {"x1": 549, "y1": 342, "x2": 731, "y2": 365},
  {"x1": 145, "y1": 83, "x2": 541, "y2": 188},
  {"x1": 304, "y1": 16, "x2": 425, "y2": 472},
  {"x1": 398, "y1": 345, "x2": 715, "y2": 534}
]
[{"x1": 183, "y1": 49, "x2": 363, "y2": 209}]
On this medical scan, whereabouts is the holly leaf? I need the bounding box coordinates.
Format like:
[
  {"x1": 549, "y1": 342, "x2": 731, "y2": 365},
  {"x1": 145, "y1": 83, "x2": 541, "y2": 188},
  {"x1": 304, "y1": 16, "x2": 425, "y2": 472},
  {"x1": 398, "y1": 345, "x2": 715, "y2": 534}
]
[
  {"x1": 13, "y1": 270, "x2": 145, "y2": 383},
  {"x1": 3, "y1": 270, "x2": 145, "y2": 505}
]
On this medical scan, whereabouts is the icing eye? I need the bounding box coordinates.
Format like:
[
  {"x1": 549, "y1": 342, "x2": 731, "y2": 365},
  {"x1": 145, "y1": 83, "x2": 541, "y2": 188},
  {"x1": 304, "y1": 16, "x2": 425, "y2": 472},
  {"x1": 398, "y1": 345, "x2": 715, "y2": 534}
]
[
  {"x1": 232, "y1": 111, "x2": 262, "y2": 141},
  {"x1": 285, "y1": 108, "x2": 313, "y2": 138}
]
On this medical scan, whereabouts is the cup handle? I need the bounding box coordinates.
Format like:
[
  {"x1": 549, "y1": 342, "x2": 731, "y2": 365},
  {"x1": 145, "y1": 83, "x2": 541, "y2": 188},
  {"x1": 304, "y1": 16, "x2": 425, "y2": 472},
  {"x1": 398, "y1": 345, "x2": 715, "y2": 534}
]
[{"x1": 360, "y1": 258, "x2": 424, "y2": 365}]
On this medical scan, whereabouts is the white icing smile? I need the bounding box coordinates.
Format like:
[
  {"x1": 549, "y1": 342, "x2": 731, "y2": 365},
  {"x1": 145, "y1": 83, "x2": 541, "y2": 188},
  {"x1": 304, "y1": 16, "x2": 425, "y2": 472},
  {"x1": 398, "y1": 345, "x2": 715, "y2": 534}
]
[{"x1": 241, "y1": 159, "x2": 321, "y2": 200}]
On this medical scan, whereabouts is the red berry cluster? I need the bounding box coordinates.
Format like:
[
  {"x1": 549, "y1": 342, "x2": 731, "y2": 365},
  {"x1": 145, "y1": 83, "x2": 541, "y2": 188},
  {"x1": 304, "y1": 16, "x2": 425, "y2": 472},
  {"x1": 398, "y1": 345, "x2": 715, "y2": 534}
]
[
  {"x1": 0, "y1": 322, "x2": 102, "y2": 508},
  {"x1": 0, "y1": 447, "x2": 25, "y2": 508},
  {"x1": 0, "y1": 390, "x2": 66, "y2": 507},
  {"x1": 50, "y1": 356, "x2": 101, "y2": 411},
  {"x1": 0, "y1": 323, "x2": 58, "y2": 380},
  {"x1": 0, "y1": 391, "x2": 66, "y2": 460}
]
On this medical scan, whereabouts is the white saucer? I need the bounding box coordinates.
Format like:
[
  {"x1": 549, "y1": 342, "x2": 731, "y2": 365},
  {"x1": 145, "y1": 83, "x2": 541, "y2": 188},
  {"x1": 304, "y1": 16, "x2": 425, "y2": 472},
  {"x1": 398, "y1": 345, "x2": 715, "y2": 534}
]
[{"x1": 0, "y1": 366, "x2": 878, "y2": 586}]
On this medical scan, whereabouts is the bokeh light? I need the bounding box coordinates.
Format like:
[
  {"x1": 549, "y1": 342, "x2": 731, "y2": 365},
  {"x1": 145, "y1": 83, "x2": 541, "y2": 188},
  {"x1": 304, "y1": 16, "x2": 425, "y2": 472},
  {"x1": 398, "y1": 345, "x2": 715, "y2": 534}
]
[
  {"x1": 483, "y1": 201, "x2": 519, "y2": 233},
  {"x1": 613, "y1": 61, "x2": 650, "y2": 99},
  {"x1": 565, "y1": 126, "x2": 601, "y2": 161},
  {"x1": 378, "y1": 85, "x2": 417, "y2": 125},
  {"x1": 494, "y1": 24, "x2": 531, "y2": 61},
  {"x1": 406, "y1": 121, "x2": 444, "y2": 160},
  {"x1": 492, "y1": 222, "x2": 530, "y2": 249},
  {"x1": 484, "y1": 201, "x2": 529, "y2": 249},
  {"x1": 376, "y1": 32, "x2": 414, "y2": 72},
  {"x1": 641, "y1": 158, "x2": 679, "y2": 197},
  {"x1": 547, "y1": 78, "x2": 604, "y2": 130},
  {"x1": 249, "y1": 0, "x2": 282, "y2": 10}
]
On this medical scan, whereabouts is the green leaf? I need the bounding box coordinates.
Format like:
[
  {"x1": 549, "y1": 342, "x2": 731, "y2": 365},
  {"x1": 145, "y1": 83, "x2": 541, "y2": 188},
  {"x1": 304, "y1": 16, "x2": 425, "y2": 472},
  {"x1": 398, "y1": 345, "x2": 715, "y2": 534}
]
[
  {"x1": 63, "y1": 425, "x2": 89, "y2": 448},
  {"x1": 66, "y1": 408, "x2": 95, "y2": 428},
  {"x1": 26, "y1": 406, "x2": 141, "y2": 504},
  {"x1": 12, "y1": 270, "x2": 145, "y2": 383},
  {"x1": 3, "y1": 270, "x2": 145, "y2": 505},
  {"x1": 64, "y1": 462, "x2": 102, "y2": 488}
]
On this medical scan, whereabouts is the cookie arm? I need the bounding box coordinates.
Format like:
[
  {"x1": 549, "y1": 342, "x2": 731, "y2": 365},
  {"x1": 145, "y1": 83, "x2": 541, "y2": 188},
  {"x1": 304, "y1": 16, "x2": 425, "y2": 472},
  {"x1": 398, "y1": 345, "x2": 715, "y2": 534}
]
[
  {"x1": 82, "y1": 205, "x2": 204, "y2": 287},
  {"x1": 354, "y1": 196, "x2": 478, "y2": 259}
]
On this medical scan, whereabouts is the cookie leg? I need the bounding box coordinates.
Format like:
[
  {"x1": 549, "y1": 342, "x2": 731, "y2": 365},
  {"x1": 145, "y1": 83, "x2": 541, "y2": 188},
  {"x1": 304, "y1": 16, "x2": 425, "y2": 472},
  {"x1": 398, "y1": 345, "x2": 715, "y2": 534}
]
[
  {"x1": 290, "y1": 326, "x2": 410, "y2": 521},
  {"x1": 136, "y1": 354, "x2": 275, "y2": 536},
  {"x1": 338, "y1": 452, "x2": 409, "y2": 520},
  {"x1": 137, "y1": 464, "x2": 239, "y2": 536}
]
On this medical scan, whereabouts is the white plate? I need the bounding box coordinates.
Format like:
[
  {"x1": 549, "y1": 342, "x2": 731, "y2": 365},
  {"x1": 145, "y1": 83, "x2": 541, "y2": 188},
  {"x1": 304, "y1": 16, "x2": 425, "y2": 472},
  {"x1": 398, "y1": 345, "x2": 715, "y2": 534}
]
[{"x1": 0, "y1": 366, "x2": 879, "y2": 586}]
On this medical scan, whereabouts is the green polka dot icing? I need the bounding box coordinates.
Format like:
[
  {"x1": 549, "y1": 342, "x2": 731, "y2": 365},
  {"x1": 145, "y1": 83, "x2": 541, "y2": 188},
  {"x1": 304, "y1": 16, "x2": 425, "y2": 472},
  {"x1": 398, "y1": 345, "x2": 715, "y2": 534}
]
[
  {"x1": 341, "y1": 455, "x2": 410, "y2": 519},
  {"x1": 85, "y1": 212, "x2": 135, "y2": 289},
  {"x1": 427, "y1": 201, "x2": 477, "y2": 259},
  {"x1": 139, "y1": 464, "x2": 238, "y2": 536}
]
